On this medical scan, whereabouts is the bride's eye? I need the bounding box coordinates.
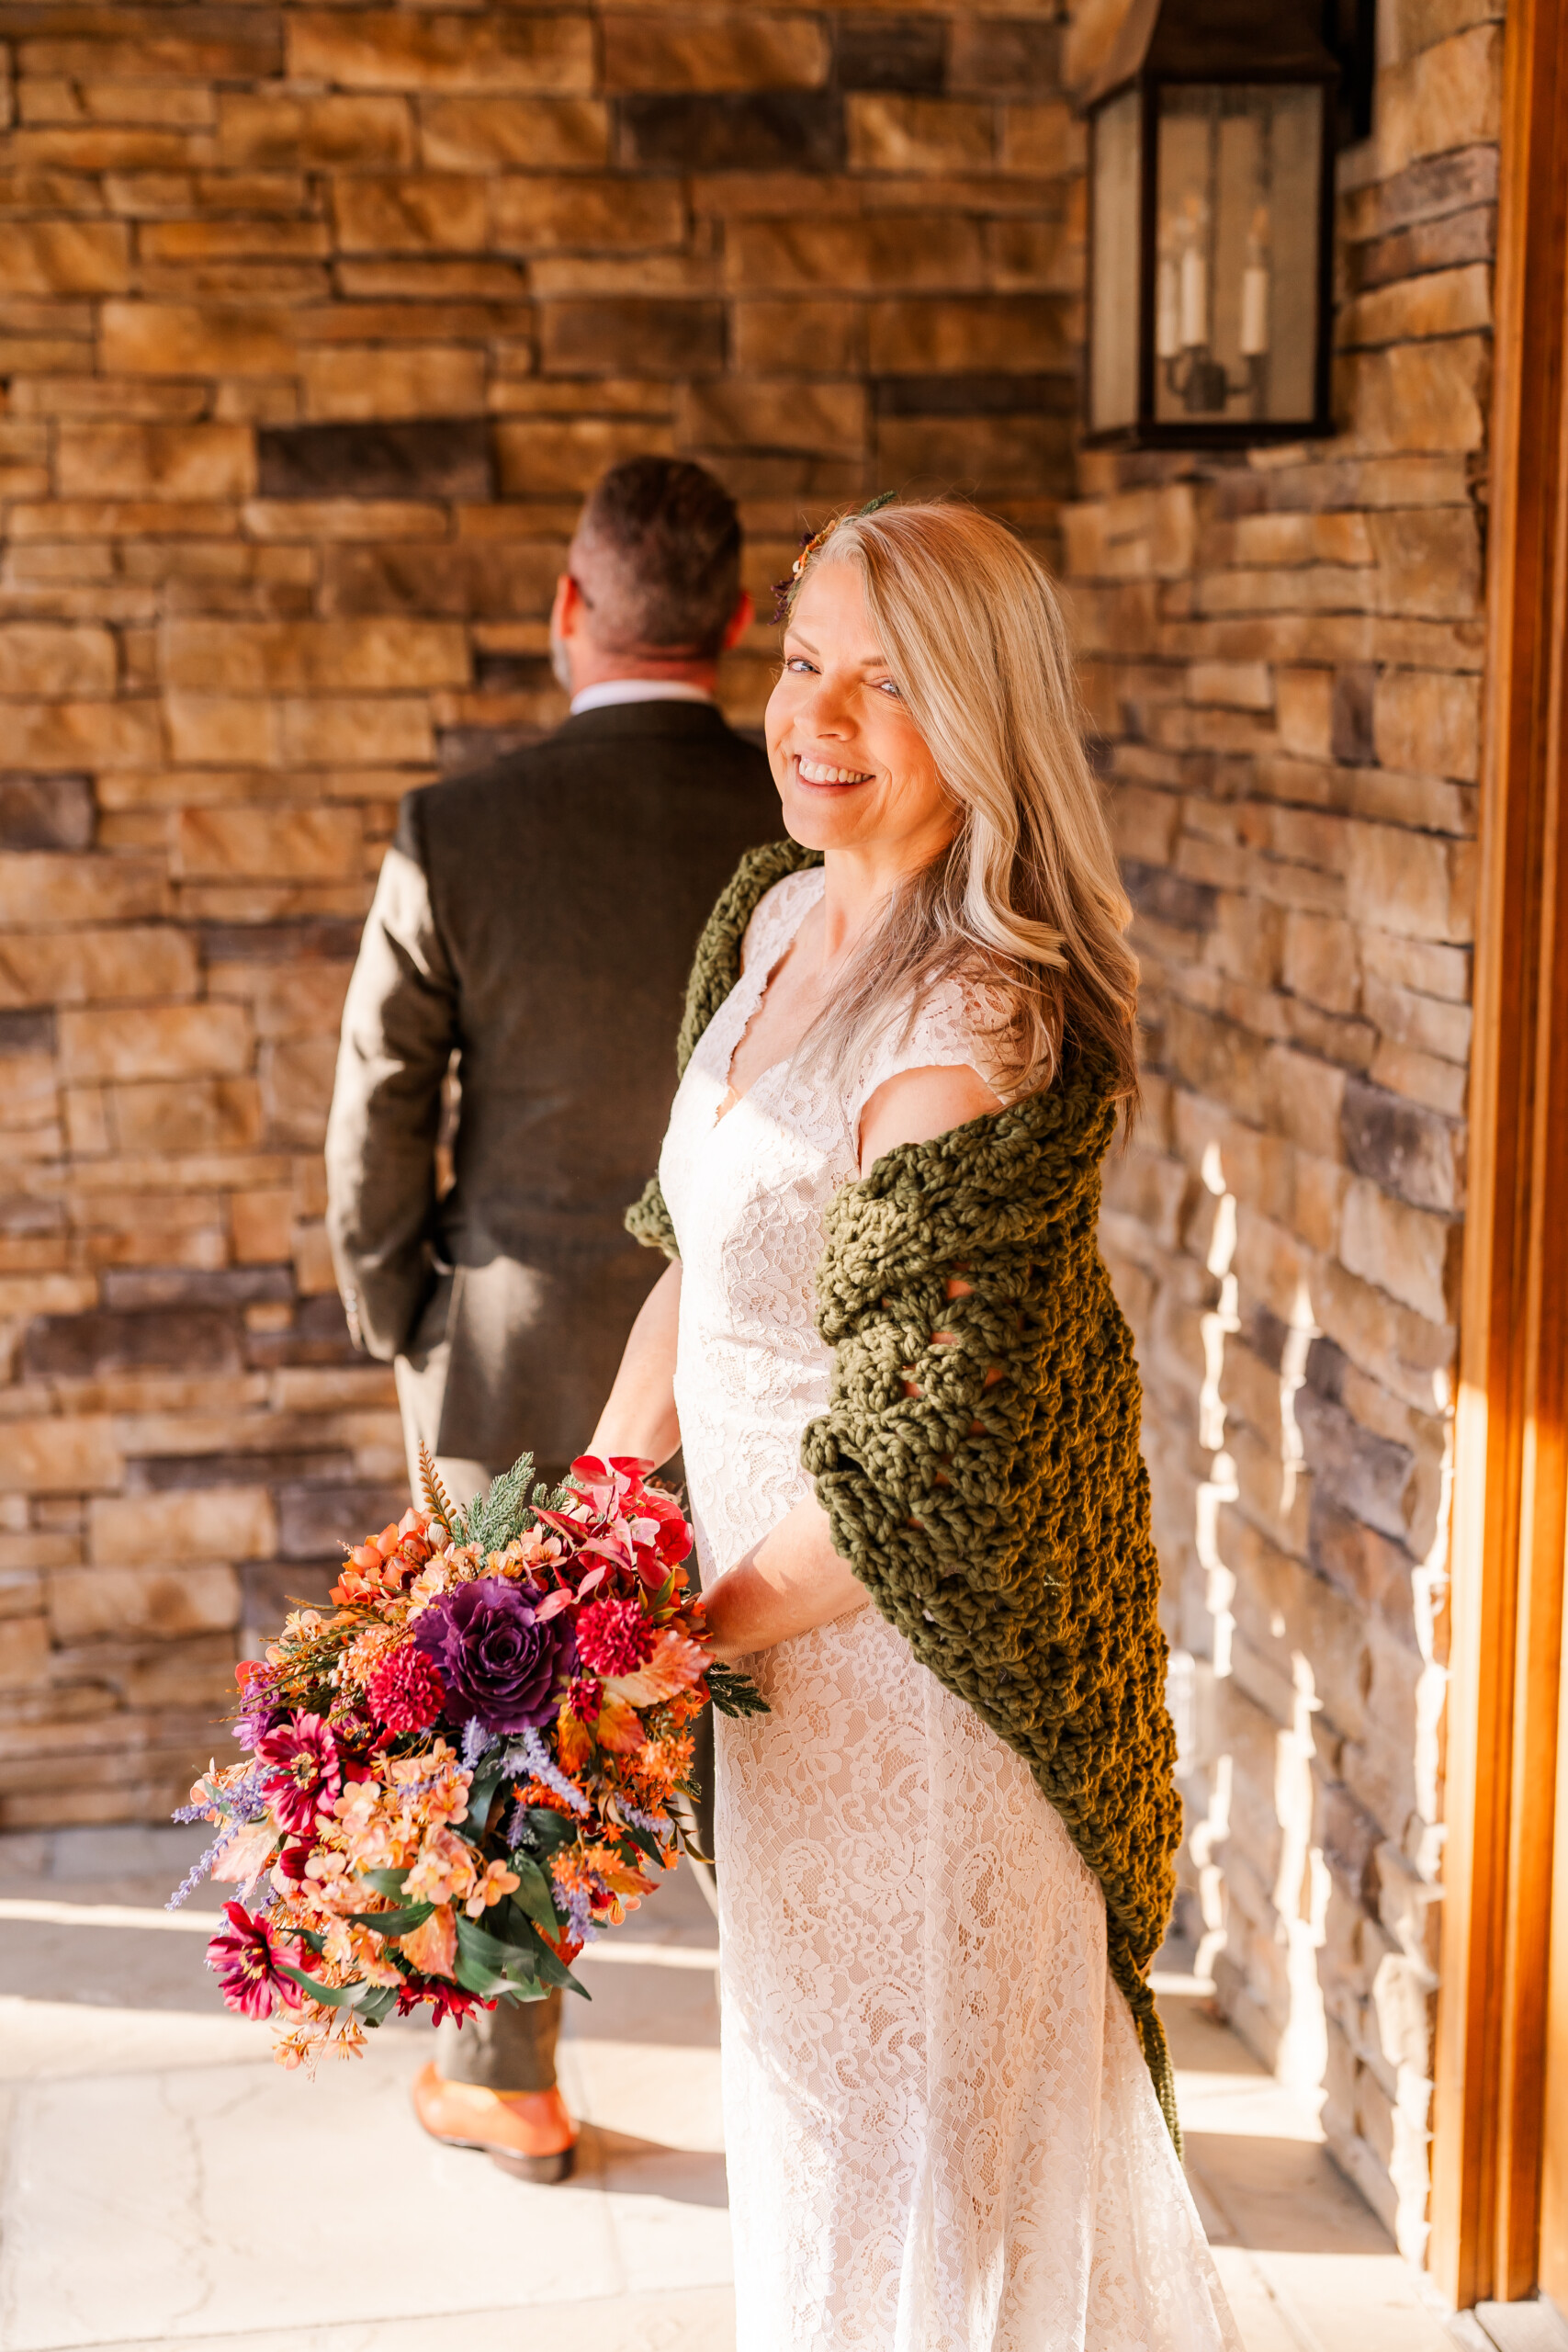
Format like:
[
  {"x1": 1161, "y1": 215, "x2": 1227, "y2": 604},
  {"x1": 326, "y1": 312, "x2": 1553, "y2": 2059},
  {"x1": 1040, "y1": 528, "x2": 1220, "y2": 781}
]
[
  {"x1": 874, "y1": 677, "x2": 902, "y2": 698},
  {"x1": 785, "y1": 656, "x2": 817, "y2": 674}
]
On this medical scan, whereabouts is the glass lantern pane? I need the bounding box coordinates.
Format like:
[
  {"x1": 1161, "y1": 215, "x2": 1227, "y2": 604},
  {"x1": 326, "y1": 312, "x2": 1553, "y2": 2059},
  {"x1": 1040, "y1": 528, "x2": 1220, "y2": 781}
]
[
  {"x1": 1153, "y1": 83, "x2": 1323, "y2": 427},
  {"x1": 1089, "y1": 88, "x2": 1141, "y2": 435}
]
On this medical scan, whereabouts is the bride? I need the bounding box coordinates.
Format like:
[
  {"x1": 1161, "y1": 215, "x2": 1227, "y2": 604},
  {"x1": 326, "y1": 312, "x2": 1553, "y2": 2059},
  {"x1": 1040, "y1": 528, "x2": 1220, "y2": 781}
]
[{"x1": 588, "y1": 498, "x2": 1240, "y2": 2351}]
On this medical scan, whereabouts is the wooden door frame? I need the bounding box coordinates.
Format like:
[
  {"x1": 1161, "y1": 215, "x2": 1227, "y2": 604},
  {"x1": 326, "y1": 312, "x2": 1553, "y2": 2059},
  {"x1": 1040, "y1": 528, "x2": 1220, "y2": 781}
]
[{"x1": 1428, "y1": 0, "x2": 1568, "y2": 2309}]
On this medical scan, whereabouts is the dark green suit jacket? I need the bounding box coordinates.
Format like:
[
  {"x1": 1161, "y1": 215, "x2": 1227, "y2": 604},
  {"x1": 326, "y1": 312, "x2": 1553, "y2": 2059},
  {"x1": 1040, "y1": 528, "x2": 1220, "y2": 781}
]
[{"x1": 325, "y1": 697, "x2": 776, "y2": 1465}]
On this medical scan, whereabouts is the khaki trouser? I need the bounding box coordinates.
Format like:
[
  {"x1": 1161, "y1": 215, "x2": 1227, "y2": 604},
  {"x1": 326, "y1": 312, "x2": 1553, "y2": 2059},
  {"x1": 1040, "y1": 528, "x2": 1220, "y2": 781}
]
[{"x1": 395, "y1": 1325, "x2": 716, "y2": 2096}]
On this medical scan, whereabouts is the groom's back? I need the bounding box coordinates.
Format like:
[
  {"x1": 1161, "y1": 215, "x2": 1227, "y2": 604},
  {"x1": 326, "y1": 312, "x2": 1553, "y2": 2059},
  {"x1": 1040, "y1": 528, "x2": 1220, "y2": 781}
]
[
  {"x1": 374, "y1": 700, "x2": 772, "y2": 1468},
  {"x1": 326, "y1": 453, "x2": 776, "y2": 1471},
  {"x1": 416, "y1": 696, "x2": 772, "y2": 1242}
]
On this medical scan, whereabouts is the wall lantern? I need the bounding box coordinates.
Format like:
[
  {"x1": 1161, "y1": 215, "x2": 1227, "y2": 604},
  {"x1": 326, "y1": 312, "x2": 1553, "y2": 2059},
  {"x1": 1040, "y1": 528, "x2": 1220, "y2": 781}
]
[{"x1": 1084, "y1": 0, "x2": 1340, "y2": 449}]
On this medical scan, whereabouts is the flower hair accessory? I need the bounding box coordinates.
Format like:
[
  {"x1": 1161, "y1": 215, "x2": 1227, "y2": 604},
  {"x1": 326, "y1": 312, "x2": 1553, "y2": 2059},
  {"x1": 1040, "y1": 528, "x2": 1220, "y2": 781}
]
[{"x1": 771, "y1": 490, "x2": 897, "y2": 622}]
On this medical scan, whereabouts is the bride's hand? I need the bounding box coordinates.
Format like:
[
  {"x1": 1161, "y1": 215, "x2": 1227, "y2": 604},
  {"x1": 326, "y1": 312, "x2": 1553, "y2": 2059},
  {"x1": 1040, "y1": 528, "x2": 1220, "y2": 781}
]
[{"x1": 701, "y1": 1495, "x2": 868, "y2": 1661}]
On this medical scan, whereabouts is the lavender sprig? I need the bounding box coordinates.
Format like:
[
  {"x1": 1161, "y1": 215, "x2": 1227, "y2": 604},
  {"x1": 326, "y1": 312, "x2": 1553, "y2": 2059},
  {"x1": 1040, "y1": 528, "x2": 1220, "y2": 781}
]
[
  {"x1": 167, "y1": 1770, "x2": 273, "y2": 1910},
  {"x1": 506, "y1": 1725, "x2": 590, "y2": 1815},
  {"x1": 556, "y1": 1881, "x2": 598, "y2": 1946},
  {"x1": 461, "y1": 1717, "x2": 495, "y2": 1770},
  {"x1": 166, "y1": 1833, "x2": 229, "y2": 1912},
  {"x1": 176, "y1": 1769, "x2": 270, "y2": 1827},
  {"x1": 620, "y1": 1803, "x2": 673, "y2": 1843}
]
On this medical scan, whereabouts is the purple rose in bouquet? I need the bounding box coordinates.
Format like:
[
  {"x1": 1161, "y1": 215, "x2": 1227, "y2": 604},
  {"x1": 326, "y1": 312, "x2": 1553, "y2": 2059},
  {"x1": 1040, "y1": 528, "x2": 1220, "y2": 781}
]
[{"x1": 412, "y1": 1577, "x2": 576, "y2": 1736}]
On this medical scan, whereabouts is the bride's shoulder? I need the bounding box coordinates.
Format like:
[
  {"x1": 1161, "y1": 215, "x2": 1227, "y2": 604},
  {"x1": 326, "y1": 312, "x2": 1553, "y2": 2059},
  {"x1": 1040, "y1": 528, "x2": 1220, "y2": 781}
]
[
  {"x1": 850, "y1": 966, "x2": 1011, "y2": 1115},
  {"x1": 904, "y1": 967, "x2": 1009, "y2": 1069},
  {"x1": 739, "y1": 864, "x2": 824, "y2": 975}
]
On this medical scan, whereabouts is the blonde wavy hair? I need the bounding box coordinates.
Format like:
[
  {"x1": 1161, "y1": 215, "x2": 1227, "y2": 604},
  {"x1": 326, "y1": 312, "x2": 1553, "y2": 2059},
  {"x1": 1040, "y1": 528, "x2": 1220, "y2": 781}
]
[{"x1": 785, "y1": 499, "x2": 1140, "y2": 1114}]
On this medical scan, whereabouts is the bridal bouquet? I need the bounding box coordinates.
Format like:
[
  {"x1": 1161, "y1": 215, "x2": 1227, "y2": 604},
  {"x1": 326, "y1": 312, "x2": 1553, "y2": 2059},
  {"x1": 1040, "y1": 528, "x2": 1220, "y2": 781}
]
[{"x1": 171, "y1": 1451, "x2": 761, "y2": 2068}]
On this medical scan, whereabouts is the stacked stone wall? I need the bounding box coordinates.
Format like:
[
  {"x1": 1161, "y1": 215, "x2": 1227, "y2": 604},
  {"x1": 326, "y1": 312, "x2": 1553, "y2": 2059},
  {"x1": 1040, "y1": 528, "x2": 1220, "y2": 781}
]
[
  {"x1": 1066, "y1": 0, "x2": 1501, "y2": 2263},
  {"x1": 0, "y1": 3, "x2": 1078, "y2": 1829}
]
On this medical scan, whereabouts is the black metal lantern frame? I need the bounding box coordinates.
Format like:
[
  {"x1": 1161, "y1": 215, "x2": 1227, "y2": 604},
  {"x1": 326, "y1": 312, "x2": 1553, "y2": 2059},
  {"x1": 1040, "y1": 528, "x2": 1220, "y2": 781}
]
[{"x1": 1083, "y1": 0, "x2": 1341, "y2": 452}]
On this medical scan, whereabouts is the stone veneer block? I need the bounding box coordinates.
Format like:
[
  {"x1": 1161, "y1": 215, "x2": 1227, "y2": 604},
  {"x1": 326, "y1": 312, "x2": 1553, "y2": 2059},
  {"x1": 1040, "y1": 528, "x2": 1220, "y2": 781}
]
[
  {"x1": 216, "y1": 93, "x2": 416, "y2": 171},
  {"x1": 603, "y1": 14, "x2": 830, "y2": 93},
  {"x1": 419, "y1": 96, "x2": 611, "y2": 172},
  {"x1": 733, "y1": 299, "x2": 866, "y2": 374},
  {"x1": 848, "y1": 94, "x2": 996, "y2": 171},
  {"x1": 837, "y1": 16, "x2": 947, "y2": 95},
  {"x1": 679, "y1": 378, "x2": 869, "y2": 453},
  {"x1": 286, "y1": 11, "x2": 595, "y2": 95},
  {"x1": 0, "y1": 220, "x2": 131, "y2": 296},
  {"x1": 300, "y1": 346, "x2": 489, "y2": 423},
  {"x1": 949, "y1": 17, "x2": 1062, "y2": 95},
  {"x1": 617, "y1": 92, "x2": 845, "y2": 172},
  {"x1": 332, "y1": 175, "x2": 489, "y2": 256},
  {"x1": 54, "y1": 423, "x2": 256, "y2": 502},
  {"x1": 726, "y1": 214, "x2": 987, "y2": 292},
  {"x1": 490, "y1": 174, "x2": 686, "y2": 254},
  {"x1": 0, "y1": 854, "x2": 166, "y2": 929},
  {"x1": 539, "y1": 299, "x2": 726, "y2": 378},
  {"x1": 100, "y1": 301, "x2": 296, "y2": 379},
  {"x1": 491, "y1": 415, "x2": 675, "y2": 497},
  {"x1": 58, "y1": 1003, "x2": 254, "y2": 1084},
  {"x1": 254, "y1": 419, "x2": 493, "y2": 502},
  {"x1": 866, "y1": 293, "x2": 1070, "y2": 373},
  {"x1": 0, "y1": 775, "x2": 96, "y2": 854},
  {"x1": 0, "y1": 624, "x2": 117, "y2": 697}
]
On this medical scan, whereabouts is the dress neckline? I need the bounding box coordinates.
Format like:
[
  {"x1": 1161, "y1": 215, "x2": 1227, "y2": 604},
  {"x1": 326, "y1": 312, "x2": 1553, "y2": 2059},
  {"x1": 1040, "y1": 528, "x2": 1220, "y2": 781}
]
[{"x1": 710, "y1": 868, "x2": 824, "y2": 1131}]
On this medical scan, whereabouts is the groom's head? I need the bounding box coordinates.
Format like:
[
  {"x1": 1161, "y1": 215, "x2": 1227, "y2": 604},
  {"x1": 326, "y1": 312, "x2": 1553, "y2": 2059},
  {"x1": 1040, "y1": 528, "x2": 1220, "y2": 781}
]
[{"x1": 549, "y1": 456, "x2": 752, "y2": 695}]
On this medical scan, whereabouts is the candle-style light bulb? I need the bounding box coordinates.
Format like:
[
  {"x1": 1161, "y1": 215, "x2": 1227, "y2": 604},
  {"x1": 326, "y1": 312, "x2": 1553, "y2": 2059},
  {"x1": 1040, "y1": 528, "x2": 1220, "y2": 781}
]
[
  {"x1": 1240, "y1": 204, "x2": 1271, "y2": 358},
  {"x1": 1178, "y1": 192, "x2": 1208, "y2": 350},
  {"x1": 1156, "y1": 216, "x2": 1179, "y2": 361}
]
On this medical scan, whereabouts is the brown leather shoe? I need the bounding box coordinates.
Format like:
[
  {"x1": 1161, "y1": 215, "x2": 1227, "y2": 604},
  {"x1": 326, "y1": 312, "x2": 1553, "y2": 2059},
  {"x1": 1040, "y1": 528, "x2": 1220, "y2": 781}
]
[{"x1": 411, "y1": 2060, "x2": 578, "y2": 2184}]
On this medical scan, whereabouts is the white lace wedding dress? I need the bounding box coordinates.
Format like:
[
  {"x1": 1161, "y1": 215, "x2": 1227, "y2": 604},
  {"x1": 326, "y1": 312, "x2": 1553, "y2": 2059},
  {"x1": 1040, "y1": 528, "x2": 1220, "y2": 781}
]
[{"x1": 659, "y1": 868, "x2": 1240, "y2": 2352}]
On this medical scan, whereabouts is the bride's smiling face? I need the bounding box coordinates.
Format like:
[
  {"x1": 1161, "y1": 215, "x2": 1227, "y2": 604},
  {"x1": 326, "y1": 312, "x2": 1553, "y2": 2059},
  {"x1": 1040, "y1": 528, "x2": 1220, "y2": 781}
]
[{"x1": 766, "y1": 560, "x2": 955, "y2": 865}]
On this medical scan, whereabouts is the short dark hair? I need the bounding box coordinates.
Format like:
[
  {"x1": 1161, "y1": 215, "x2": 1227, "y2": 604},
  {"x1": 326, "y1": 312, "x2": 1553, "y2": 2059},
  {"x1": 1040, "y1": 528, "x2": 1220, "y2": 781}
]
[{"x1": 573, "y1": 456, "x2": 742, "y2": 661}]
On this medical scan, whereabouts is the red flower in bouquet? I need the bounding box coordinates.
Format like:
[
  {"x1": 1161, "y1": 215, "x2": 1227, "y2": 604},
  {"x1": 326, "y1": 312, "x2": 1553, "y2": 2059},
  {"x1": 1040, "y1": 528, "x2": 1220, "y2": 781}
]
[
  {"x1": 256, "y1": 1712, "x2": 343, "y2": 1837},
  {"x1": 394, "y1": 1973, "x2": 482, "y2": 2028},
  {"x1": 412, "y1": 1577, "x2": 576, "y2": 1736},
  {"x1": 208, "y1": 1900, "x2": 304, "y2": 2020},
  {"x1": 575, "y1": 1594, "x2": 656, "y2": 1679},
  {"x1": 365, "y1": 1643, "x2": 445, "y2": 1735},
  {"x1": 629, "y1": 1482, "x2": 694, "y2": 1573}
]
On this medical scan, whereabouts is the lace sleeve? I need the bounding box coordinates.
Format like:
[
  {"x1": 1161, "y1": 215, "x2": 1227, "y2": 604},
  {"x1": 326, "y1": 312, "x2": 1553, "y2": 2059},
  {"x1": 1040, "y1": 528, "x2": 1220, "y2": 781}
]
[{"x1": 844, "y1": 976, "x2": 1003, "y2": 1133}]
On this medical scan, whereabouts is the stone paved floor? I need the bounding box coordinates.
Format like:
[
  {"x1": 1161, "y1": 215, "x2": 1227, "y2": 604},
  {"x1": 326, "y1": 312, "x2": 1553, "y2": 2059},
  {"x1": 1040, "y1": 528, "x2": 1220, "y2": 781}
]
[{"x1": 0, "y1": 1825, "x2": 1467, "y2": 2352}]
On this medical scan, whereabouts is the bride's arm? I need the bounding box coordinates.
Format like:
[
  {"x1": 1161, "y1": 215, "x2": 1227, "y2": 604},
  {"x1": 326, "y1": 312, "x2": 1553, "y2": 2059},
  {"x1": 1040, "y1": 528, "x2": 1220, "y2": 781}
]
[
  {"x1": 585, "y1": 1258, "x2": 682, "y2": 1466},
  {"x1": 702, "y1": 1498, "x2": 863, "y2": 1661},
  {"x1": 705, "y1": 1058, "x2": 1002, "y2": 1661}
]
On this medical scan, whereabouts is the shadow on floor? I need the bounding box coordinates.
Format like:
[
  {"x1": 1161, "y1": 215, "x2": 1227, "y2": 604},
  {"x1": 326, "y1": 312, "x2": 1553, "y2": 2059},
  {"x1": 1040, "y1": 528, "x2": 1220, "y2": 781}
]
[{"x1": 579, "y1": 2123, "x2": 729, "y2": 2207}]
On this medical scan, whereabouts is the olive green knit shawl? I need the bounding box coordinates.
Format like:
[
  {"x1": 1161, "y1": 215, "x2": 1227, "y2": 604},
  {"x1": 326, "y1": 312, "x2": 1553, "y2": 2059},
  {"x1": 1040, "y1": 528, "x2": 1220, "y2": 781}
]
[{"x1": 627, "y1": 840, "x2": 1184, "y2": 2147}]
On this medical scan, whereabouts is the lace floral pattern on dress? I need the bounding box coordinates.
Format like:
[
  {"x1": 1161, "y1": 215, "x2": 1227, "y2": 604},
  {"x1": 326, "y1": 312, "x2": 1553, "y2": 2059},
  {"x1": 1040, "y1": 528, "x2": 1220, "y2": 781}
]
[{"x1": 658, "y1": 869, "x2": 1242, "y2": 2352}]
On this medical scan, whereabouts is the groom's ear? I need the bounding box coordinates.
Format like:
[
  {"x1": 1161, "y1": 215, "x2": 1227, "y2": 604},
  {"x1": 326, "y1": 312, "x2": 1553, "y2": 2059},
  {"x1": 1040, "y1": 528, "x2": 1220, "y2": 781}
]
[
  {"x1": 552, "y1": 571, "x2": 583, "y2": 640},
  {"x1": 722, "y1": 589, "x2": 754, "y2": 651}
]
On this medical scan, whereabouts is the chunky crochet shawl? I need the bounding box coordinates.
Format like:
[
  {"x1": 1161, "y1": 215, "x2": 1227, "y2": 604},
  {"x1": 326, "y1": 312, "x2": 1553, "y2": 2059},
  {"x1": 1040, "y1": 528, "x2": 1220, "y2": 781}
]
[{"x1": 627, "y1": 841, "x2": 1184, "y2": 2144}]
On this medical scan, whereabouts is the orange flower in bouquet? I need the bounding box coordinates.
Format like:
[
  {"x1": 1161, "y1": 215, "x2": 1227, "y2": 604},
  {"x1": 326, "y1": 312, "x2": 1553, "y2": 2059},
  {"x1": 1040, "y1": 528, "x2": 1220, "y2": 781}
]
[{"x1": 173, "y1": 1451, "x2": 762, "y2": 2068}]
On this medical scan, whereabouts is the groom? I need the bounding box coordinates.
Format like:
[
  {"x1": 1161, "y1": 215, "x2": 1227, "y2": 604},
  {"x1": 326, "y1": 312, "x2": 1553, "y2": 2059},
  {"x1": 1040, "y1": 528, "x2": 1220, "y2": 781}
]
[{"x1": 325, "y1": 454, "x2": 774, "y2": 2179}]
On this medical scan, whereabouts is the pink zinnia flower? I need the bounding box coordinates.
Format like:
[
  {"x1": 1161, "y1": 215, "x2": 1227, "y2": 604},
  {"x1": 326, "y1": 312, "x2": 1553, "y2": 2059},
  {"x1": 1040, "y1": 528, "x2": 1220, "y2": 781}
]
[
  {"x1": 207, "y1": 1900, "x2": 304, "y2": 2020},
  {"x1": 256, "y1": 1712, "x2": 342, "y2": 1836},
  {"x1": 574, "y1": 1595, "x2": 656, "y2": 1679},
  {"x1": 366, "y1": 1643, "x2": 445, "y2": 1734}
]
